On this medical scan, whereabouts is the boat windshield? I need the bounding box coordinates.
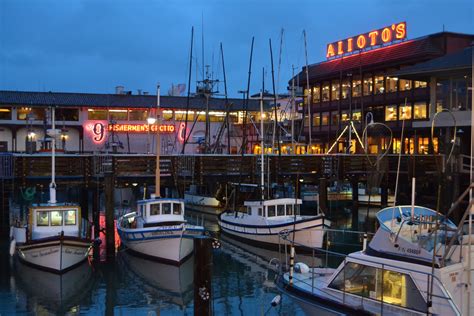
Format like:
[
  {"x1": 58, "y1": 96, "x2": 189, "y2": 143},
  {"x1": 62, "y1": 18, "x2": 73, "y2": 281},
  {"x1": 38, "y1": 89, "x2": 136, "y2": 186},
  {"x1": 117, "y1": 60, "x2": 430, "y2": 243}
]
[{"x1": 34, "y1": 208, "x2": 78, "y2": 227}]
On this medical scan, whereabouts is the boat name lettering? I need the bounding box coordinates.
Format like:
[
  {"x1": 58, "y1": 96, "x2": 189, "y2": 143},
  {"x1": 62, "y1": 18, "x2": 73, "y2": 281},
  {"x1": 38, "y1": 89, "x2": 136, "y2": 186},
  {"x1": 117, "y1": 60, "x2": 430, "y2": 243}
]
[
  {"x1": 397, "y1": 246, "x2": 421, "y2": 255},
  {"x1": 64, "y1": 248, "x2": 85, "y2": 255},
  {"x1": 31, "y1": 248, "x2": 59, "y2": 258},
  {"x1": 151, "y1": 230, "x2": 174, "y2": 236}
]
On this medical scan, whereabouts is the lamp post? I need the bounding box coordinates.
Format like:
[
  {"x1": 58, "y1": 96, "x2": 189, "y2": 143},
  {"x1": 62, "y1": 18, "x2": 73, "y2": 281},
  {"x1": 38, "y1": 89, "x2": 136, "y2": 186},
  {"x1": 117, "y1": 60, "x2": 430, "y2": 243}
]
[{"x1": 146, "y1": 116, "x2": 156, "y2": 154}]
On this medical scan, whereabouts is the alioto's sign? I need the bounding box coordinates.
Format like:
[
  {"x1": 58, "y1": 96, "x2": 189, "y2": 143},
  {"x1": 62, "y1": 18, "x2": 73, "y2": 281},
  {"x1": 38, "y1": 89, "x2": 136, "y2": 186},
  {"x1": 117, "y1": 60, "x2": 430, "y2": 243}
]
[{"x1": 326, "y1": 22, "x2": 407, "y2": 59}]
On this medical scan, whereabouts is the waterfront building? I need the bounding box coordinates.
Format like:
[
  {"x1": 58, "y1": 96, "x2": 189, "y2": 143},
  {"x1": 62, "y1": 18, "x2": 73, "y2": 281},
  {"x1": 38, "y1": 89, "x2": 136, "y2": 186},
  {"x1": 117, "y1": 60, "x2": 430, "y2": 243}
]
[
  {"x1": 293, "y1": 25, "x2": 473, "y2": 155},
  {"x1": 0, "y1": 88, "x2": 267, "y2": 154}
]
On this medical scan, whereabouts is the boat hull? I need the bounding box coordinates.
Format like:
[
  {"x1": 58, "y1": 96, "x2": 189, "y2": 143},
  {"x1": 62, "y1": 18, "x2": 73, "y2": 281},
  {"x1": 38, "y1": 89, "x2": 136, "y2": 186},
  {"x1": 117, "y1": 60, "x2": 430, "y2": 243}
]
[
  {"x1": 218, "y1": 215, "x2": 329, "y2": 248},
  {"x1": 184, "y1": 193, "x2": 223, "y2": 215},
  {"x1": 16, "y1": 236, "x2": 91, "y2": 273}
]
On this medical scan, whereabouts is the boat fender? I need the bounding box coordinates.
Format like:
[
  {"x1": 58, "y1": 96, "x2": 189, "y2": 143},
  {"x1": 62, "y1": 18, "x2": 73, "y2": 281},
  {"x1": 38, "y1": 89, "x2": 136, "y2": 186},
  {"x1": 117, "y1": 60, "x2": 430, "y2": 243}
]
[
  {"x1": 294, "y1": 262, "x2": 309, "y2": 274},
  {"x1": 9, "y1": 239, "x2": 16, "y2": 257},
  {"x1": 271, "y1": 294, "x2": 281, "y2": 307}
]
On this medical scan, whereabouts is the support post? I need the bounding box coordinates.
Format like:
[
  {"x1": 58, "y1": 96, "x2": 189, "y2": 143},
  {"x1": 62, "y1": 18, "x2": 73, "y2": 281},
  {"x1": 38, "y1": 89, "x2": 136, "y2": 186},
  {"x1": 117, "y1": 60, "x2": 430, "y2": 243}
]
[
  {"x1": 380, "y1": 177, "x2": 388, "y2": 208},
  {"x1": 104, "y1": 169, "x2": 115, "y2": 262},
  {"x1": 351, "y1": 176, "x2": 359, "y2": 231},
  {"x1": 194, "y1": 237, "x2": 212, "y2": 316},
  {"x1": 92, "y1": 185, "x2": 100, "y2": 262},
  {"x1": 318, "y1": 177, "x2": 328, "y2": 215}
]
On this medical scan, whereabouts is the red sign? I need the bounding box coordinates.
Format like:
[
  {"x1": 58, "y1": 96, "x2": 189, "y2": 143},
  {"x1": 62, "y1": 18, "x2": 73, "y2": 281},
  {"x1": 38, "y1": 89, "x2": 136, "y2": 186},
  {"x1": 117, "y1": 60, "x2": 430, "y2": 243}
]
[
  {"x1": 326, "y1": 22, "x2": 407, "y2": 59},
  {"x1": 107, "y1": 124, "x2": 176, "y2": 133}
]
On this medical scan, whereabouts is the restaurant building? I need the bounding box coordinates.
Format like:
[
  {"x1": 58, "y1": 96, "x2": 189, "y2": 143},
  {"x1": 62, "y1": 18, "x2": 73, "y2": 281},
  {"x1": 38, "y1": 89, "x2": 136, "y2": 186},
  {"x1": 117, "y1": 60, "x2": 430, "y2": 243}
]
[
  {"x1": 0, "y1": 88, "x2": 266, "y2": 154},
  {"x1": 294, "y1": 23, "x2": 473, "y2": 155}
]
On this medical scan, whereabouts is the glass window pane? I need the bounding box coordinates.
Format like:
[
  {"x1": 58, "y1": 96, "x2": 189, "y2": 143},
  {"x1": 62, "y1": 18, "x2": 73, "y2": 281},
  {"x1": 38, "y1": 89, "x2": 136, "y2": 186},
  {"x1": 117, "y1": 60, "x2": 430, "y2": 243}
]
[
  {"x1": 295, "y1": 205, "x2": 300, "y2": 215},
  {"x1": 331, "y1": 111, "x2": 340, "y2": 126},
  {"x1": 162, "y1": 110, "x2": 173, "y2": 120},
  {"x1": 162, "y1": 203, "x2": 171, "y2": 214},
  {"x1": 258, "y1": 207, "x2": 263, "y2": 216},
  {"x1": 17, "y1": 107, "x2": 45, "y2": 121},
  {"x1": 352, "y1": 76, "x2": 362, "y2": 97},
  {"x1": 50, "y1": 211, "x2": 63, "y2": 226},
  {"x1": 329, "y1": 262, "x2": 380, "y2": 299},
  {"x1": 321, "y1": 112, "x2": 329, "y2": 126},
  {"x1": 322, "y1": 82, "x2": 330, "y2": 102},
  {"x1": 341, "y1": 79, "x2": 350, "y2": 99},
  {"x1": 150, "y1": 203, "x2": 160, "y2": 215},
  {"x1": 0, "y1": 107, "x2": 12, "y2": 120},
  {"x1": 331, "y1": 80, "x2": 340, "y2": 101},
  {"x1": 341, "y1": 110, "x2": 350, "y2": 122},
  {"x1": 374, "y1": 75, "x2": 384, "y2": 94},
  {"x1": 386, "y1": 76, "x2": 398, "y2": 93},
  {"x1": 129, "y1": 109, "x2": 149, "y2": 121},
  {"x1": 37, "y1": 211, "x2": 49, "y2": 226},
  {"x1": 109, "y1": 109, "x2": 128, "y2": 121},
  {"x1": 414, "y1": 102, "x2": 427, "y2": 119},
  {"x1": 88, "y1": 109, "x2": 108, "y2": 120},
  {"x1": 277, "y1": 205, "x2": 285, "y2": 216},
  {"x1": 56, "y1": 108, "x2": 79, "y2": 121},
  {"x1": 352, "y1": 110, "x2": 362, "y2": 122},
  {"x1": 363, "y1": 74, "x2": 373, "y2": 96},
  {"x1": 312, "y1": 84, "x2": 320, "y2": 103},
  {"x1": 399, "y1": 79, "x2": 412, "y2": 91},
  {"x1": 267, "y1": 205, "x2": 276, "y2": 217},
  {"x1": 385, "y1": 106, "x2": 397, "y2": 121},
  {"x1": 64, "y1": 210, "x2": 77, "y2": 225},
  {"x1": 414, "y1": 81, "x2": 427, "y2": 89},
  {"x1": 313, "y1": 113, "x2": 321, "y2": 127},
  {"x1": 286, "y1": 205, "x2": 293, "y2": 216},
  {"x1": 399, "y1": 104, "x2": 412, "y2": 120},
  {"x1": 173, "y1": 203, "x2": 182, "y2": 215},
  {"x1": 304, "y1": 88, "x2": 311, "y2": 105}
]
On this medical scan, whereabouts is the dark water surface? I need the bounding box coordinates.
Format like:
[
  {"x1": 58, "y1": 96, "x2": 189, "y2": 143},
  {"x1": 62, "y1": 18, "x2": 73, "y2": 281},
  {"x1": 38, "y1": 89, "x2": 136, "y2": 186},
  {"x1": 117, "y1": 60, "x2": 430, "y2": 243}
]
[{"x1": 0, "y1": 236, "x2": 305, "y2": 316}]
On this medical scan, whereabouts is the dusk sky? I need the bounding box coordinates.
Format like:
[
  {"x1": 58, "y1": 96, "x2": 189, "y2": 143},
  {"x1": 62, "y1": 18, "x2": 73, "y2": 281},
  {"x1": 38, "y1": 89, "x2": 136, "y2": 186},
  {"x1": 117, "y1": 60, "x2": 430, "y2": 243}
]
[{"x1": 1, "y1": 0, "x2": 473, "y2": 98}]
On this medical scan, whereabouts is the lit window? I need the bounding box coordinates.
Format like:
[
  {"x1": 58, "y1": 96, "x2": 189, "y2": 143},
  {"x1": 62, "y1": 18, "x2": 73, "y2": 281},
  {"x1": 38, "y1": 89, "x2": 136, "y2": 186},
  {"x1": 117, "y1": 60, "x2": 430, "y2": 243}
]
[
  {"x1": 399, "y1": 105, "x2": 412, "y2": 120},
  {"x1": 321, "y1": 112, "x2": 329, "y2": 126},
  {"x1": 173, "y1": 203, "x2": 182, "y2": 215},
  {"x1": 418, "y1": 137, "x2": 430, "y2": 154},
  {"x1": 267, "y1": 206, "x2": 276, "y2": 217},
  {"x1": 414, "y1": 81, "x2": 427, "y2": 89},
  {"x1": 331, "y1": 80, "x2": 340, "y2": 101},
  {"x1": 386, "y1": 76, "x2": 398, "y2": 93},
  {"x1": 352, "y1": 76, "x2": 362, "y2": 97},
  {"x1": 17, "y1": 108, "x2": 45, "y2": 121},
  {"x1": 162, "y1": 110, "x2": 174, "y2": 120},
  {"x1": 385, "y1": 106, "x2": 397, "y2": 121},
  {"x1": 129, "y1": 109, "x2": 149, "y2": 121},
  {"x1": 404, "y1": 137, "x2": 415, "y2": 154},
  {"x1": 331, "y1": 111, "x2": 340, "y2": 126},
  {"x1": 313, "y1": 113, "x2": 321, "y2": 127},
  {"x1": 109, "y1": 109, "x2": 128, "y2": 121},
  {"x1": 312, "y1": 85, "x2": 321, "y2": 103},
  {"x1": 322, "y1": 82, "x2": 330, "y2": 101},
  {"x1": 374, "y1": 75, "x2": 384, "y2": 94},
  {"x1": 0, "y1": 107, "x2": 12, "y2": 120},
  {"x1": 304, "y1": 88, "x2": 311, "y2": 105},
  {"x1": 37, "y1": 211, "x2": 49, "y2": 226},
  {"x1": 363, "y1": 74, "x2": 373, "y2": 96},
  {"x1": 341, "y1": 110, "x2": 350, "y2": 122},
  {"x1": 286, "y1": 205, "x2": 293, "y2": 216},
  {"x1": 51, "y1": 211, "x2": 63, "y2": 226},
  {"x1": 392, "y1": 138, "x2": 401, "y2": 154},
  {"x1": 341, "y1": 79, "x2": 350, "y2": 99},
  {"x1": 414, "y1": 102, "x2": 427, "y2": 119},
  {"x1": 352, "y1": 110, "x2": 362, "y2": 122},
  {"x1": 150, "y1": 203, "x2": 160, "y2": 215},
  {"x1": 64, "y1": 210, "x2": 77, "y2": 225},
  {"x1": 399, "y1": 79, "x2": 412, "y2": 91},
  {"x1": 88, "y1": 109, "x2": 108, "y2": 120}
]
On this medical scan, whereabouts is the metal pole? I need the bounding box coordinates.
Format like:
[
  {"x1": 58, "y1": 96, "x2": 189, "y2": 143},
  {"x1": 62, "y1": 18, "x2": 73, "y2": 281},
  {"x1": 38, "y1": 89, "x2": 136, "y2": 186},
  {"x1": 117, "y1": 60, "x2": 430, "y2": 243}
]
[
  {"x1": 303, "y1": 30, "x2": 312, "y2": 150},
  {"x1": 49, "y1": 106, "x2": 56, "y2": 204},
  {"x1": 156, "y1": 83, "x2": 161, "y2": 197},
  {"x1": 260, "y1": 69, "x2": 265, "y2": 201}
]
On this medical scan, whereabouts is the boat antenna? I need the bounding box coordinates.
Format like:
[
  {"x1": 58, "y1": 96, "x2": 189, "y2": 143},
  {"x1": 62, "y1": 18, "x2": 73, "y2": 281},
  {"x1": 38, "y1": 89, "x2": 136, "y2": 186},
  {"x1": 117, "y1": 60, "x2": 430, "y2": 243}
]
[
  {"x1": 269, "y1": 38, "x2": 281, "y2": 157},
  {"x1": 181, "y1": 26, "x2": 194, "y2": 154},
  {"x1": 260, "y1": 67, "x2": 265, "y2": 201},
  {"x1": 155, "y1": 83, "x2": 161, "y2": 198},
  {"x1": 49, "y1": 105, "x2": 57, "y2": 204}
]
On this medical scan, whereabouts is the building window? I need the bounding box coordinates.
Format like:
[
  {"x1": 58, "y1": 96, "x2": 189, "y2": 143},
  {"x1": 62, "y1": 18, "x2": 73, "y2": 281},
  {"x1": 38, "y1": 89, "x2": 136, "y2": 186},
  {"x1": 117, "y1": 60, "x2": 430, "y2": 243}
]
[
  {"x1": 56, "y1": 108, "x2": 79, "y2": 121},
  {"x1": 352, "y1": 76, "x2": 362, "y2": 97},
  {"x1": 341, "y1": 79, "x2": 350, "y2": 99},
  {"x1": 304, "y1": 88, "x2": 311, "y2": 105},
  {"x1": 175, "y1": 111, "x2": 194, "y2": 121},
  {"x1": 414, "y1": 81, "x2": 427, "y2": 89},
  {"x1": 17, "y1": 107, "x2": 45, "y2": 121},
  {"x1": 399, "y1": 104, "x2": 412, "y2": 120},
  {"x1": 313, "y1": 113, "x2": 321, "y2": 127},
  {"x1": 386, "y1": 76, "x2": 398, "y2": 93},
  {"x1": 129, "y1": 109, "x2": 149, "y2": 121},
  {"x1": 393, "y1": 138, "x2": 401, "y2": 153},
  {"x1": 331, "y1": 111, "x2": 340, "y2": 126},
  {"x1": 88, "y1": 109, "x2": 108, "y2": 120},
  {"x1": 385, "y1": 105, "x2": 397, "y2": 121},
  {"x1": 418, "y1": 137, "x2": 430, "y2": 154},
  {"x1": 321, "y1": 112, "x2": 329, "y2": 126},
  {"x1": 312, "y1": 84, "x2": 320, "y2": 103},
  {"x1": 399, "y1": 79, "x2": 412, "y2": 91},
  {"x1": 0, "y1": 107, "x2": 12, "y2": 120},
  {"x1": 162, "y1": 110, "x2": 173, "y2": 120},
  {"x1": 331, "y1": 80, "x2": 340, "y2": 101},
  {"x1": 374, "y1": 75, "x2": 384, "y2": 94},
  {"x1": 352, "y1": 110, "x2": 362, "y2": 122},
  {"x1": 414, "y1": 102, "x2": 427, "y2": 119},
  {"x1": 322, "y1": 82, "x2": 330, "y2": 102},
  {"x1": 363, "y1": 74, "x2": 373, "y2": 96},
  {"x1": 341, "y1": 110, "x2": 349, "y2": 122},
  {"x1": 109, "y1": 109, "x2": 128, "y2": 121},
  {"x1": 404, "y1": 137, "x2": 415, "y2": 154}
]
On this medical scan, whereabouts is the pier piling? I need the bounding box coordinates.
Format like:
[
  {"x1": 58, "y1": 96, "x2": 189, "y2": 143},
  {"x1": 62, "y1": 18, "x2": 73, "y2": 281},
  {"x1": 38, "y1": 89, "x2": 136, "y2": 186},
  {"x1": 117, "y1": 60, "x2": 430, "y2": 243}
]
[
  {"x1": 351, "y1": 176, "x2": 359, "y2": 231},
  {"x1": 104, "y1": 169, "x2": 115, "y2": 262},
  {"x1": 319, "y1": 177, "x2": 328, "y2": 215},
  {"x1": 194, "y1": 237, "x2": 212, "y2": 316}
]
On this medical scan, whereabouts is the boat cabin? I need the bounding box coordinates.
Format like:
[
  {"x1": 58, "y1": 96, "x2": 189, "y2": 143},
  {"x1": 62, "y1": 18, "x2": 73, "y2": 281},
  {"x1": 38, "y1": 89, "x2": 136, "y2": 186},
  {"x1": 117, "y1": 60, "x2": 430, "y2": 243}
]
[
  {"x1": 243, "y1": 198, "x2": 302, "y2": 218},
  {"x1": 136, "y1": 198, "x2": 185, "y2": 226},
  {"x1": 30, "y1": 204, "x2": 81, "y2": 240}
]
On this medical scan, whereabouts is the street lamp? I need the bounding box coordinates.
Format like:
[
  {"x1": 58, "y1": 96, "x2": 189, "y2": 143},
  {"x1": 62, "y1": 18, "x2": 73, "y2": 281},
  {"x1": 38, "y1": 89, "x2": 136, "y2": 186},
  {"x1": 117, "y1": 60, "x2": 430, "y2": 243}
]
[{"x1": 146, "y1": 116, "x2": 157, "y2": 154}]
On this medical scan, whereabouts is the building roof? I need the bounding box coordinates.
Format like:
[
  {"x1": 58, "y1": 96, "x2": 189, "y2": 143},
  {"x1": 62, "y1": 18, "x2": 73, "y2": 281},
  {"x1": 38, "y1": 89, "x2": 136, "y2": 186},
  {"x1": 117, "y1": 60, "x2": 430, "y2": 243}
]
[
  {"x1": 390, "y1": 45, "x2": 473, "y2": 80},
  {"x1": 0, "y1": 90, "x2": 265, "y2": 111},
  {"x1": 293, "y1": 32, "x2": 474, "y2": 84}
]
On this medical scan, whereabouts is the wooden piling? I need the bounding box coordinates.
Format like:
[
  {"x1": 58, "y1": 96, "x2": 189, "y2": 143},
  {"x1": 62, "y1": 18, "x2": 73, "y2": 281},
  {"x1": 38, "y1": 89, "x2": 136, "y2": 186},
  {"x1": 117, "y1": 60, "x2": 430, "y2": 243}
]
[
  {"x1": 92, "y1": 185, "x2": 100, "y2": 262},
  {"x1": 104, "y1": 170, "x2": 115, "y2": 262}
]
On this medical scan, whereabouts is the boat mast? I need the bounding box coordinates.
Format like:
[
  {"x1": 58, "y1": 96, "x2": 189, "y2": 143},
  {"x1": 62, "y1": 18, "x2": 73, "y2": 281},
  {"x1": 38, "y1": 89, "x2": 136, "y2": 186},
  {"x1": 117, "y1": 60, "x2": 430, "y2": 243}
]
[
  {"x1": 155, "y1": 83, "x2": 161, "y2": 198},
  {"x1": 291, "y1": 66, "x2": 296, "y2": 154},
  {"x1": 468, "y1": 49, "x2": 473, "y2": 314},
  {"x1": 303, "y1": 30, "x2": 312, "y2": 151},
  {"x1": 269, "y1": 38, "x2": 281, "y2": 156},
  {"x1": 181, "y1": 27, "x2": 194, "y2": 154},
  {"x1": 260, "y1": 68, "x2": 265, "y2": 201},
  {"x1": 49, "y1": 106, "x2": 57, "y2": 204}
]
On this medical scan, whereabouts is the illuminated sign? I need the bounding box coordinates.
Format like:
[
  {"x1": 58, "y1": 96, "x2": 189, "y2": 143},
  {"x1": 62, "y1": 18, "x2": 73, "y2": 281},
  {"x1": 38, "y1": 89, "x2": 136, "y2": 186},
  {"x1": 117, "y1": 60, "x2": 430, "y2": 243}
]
[
  {"x1": 107, "y1": 124, "x2": 176, "y2": 133},
  {"x1": 326, "y1": 22, "x2": 407, "y2": 59}
]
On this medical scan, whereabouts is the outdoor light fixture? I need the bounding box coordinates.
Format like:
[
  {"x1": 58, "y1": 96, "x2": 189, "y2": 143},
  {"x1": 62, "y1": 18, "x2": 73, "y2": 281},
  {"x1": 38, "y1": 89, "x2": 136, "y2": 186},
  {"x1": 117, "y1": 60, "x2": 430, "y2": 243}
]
[{"x1": 147, "y1": 117, "x2": 156, "y2": 125}]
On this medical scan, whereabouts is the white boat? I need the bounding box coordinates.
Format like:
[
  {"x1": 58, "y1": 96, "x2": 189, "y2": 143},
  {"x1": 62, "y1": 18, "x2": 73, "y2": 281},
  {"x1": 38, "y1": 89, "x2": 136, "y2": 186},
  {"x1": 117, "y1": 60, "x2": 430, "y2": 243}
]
[
  {"x1": 218, "y1": 198, "x2": 330, "y2": 248},
  {"x1": 9, "y1": 107, "x2": 91, "y2": 273},
  {"x1": 116, "y1": 85, "x2": 205, "y2": 264},
  {"x1": 184, "y1": 192, "x2": 223, "y2": 215},
  {"x1": 278, "y1": 203, "x2": 474, "y2": 315}
]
